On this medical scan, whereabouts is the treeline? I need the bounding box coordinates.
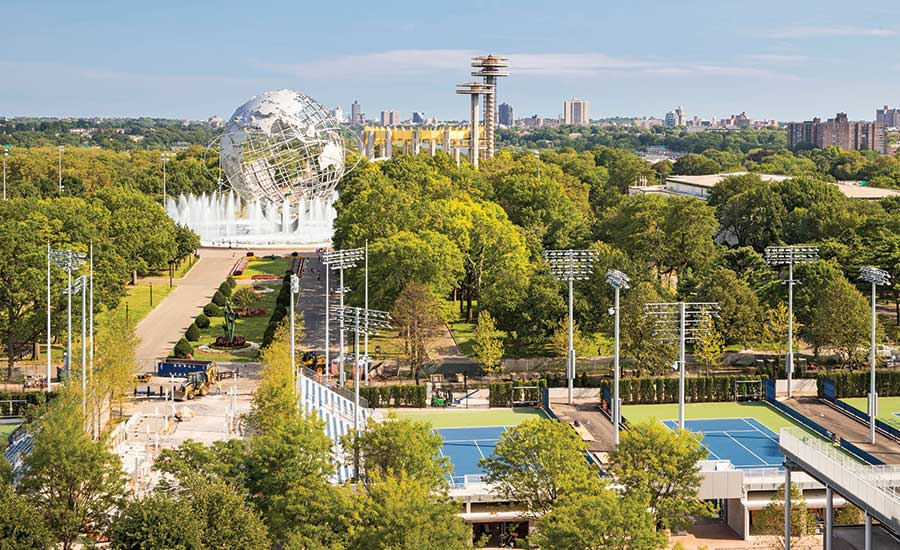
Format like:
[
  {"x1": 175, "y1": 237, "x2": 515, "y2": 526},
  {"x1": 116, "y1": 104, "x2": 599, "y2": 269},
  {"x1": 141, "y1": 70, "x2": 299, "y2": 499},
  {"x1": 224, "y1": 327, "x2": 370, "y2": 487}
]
[
  {"x1": 0, "y1": 118, "x2": 217, "y2": 150},
  {"x1": 333, "y1": 150, "x2": 900, "y2": 374}
]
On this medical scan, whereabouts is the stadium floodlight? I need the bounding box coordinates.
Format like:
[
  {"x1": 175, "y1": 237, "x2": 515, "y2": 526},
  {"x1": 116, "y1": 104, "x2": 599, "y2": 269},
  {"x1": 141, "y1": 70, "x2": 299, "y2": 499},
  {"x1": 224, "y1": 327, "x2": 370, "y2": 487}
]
[
  {"x1": 645, "y1": 301, "x2": 719, "y2": 430},
  {"x1": 765, "y1": 245, "x2": 818, "y2": 398},
  {"x1": 544, "y1": 249, "x2": 599, "y2": 405},
  {"x1": 333, "y1": 305, "x2": 391, "y2": 477},
  {"x1": 606, "y1": 269, "x2": 630, "y2": 447},
  {"x1": 64, "y1": 274, "x2": 88, "y2": 413},
  {"x1": 859, "y1": 266, "x2": 891, "y2": 444},
  {"x1": 322, "y1": 247, "x2": 365, "y2": 386},
  {"x1": 49, "y1": 247, "x2": 86, "y2": 387}
]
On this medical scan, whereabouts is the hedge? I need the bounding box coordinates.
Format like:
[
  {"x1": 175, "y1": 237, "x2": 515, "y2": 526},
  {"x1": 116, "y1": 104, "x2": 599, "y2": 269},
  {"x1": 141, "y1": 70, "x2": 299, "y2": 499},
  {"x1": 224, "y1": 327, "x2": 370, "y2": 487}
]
[
  {"x1": 601, "y1": 375, "x2": 764, "y2": 406},
  {"x1": 203, "y1": 303, "x2": 220, "y2": 317},
  {"x1": 358, "y1": 385, "x2": 427, "y2": 408},
  {"x1": 817, "y1": 370, "x2": 900, "y2": 398},
  {"x1": 0, "y1": 391, "x2": 57, "y2": 418},
  {"x1": 489, "y1": 379, "x2": 547, "y2": 407}
]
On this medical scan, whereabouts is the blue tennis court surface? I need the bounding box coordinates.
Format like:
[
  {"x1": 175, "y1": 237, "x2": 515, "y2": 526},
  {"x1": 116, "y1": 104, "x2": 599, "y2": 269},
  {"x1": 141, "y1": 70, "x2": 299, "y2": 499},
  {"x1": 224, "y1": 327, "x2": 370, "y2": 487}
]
[
  {"x1": 435, "y1": 426, "x2": 508, "y2": 485},
  {"x1": 662, "y1": 418, "x2": 783, "y2": 469}
]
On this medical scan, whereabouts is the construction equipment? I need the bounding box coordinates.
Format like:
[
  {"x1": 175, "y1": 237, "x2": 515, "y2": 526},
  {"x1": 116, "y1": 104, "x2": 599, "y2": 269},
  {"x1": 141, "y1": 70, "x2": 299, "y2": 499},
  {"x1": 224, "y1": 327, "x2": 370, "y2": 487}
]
[
  {"x1": 301, "y1": 351, "x2": 326, "y2": 370},
  {"x1": 431, "y1": 386, "x2": 452, "y2": 408},
  {"x1": 135, "y1": 373, "x2": 153, "y2": 384},
  {"x1": 175, "y1": 363, "x2": 218, "y2": 401}
]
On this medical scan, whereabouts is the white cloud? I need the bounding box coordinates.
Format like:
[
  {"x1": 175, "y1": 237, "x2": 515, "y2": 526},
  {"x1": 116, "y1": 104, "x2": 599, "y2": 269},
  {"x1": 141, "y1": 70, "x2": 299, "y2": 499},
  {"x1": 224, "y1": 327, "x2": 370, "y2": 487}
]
[
  {"x1": 743, "y1": 53, "x2": 810, "y2": 64},
  {"x1": 767, "y1": 26, "x2": 896, "y2": 39},
  {"x1": 260, "y1": 49, "x2": 791, "y2": 81}
]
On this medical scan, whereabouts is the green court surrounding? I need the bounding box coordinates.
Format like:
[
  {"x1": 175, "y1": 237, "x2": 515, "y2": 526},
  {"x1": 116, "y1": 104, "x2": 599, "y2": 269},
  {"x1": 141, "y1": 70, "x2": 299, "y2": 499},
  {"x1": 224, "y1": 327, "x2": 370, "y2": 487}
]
[
  {"x1": 0, "y1": 423, "x2": 20, "y2": 441},
  {"x1": 392, "y1": 407, "x2": 546, "y2": 428},
  {"x1": 622, "y1": 401, "x2": 814, "y2": 435},
  {"x1": 842, "y1": 396, "x2": 900, "y2": 429}
]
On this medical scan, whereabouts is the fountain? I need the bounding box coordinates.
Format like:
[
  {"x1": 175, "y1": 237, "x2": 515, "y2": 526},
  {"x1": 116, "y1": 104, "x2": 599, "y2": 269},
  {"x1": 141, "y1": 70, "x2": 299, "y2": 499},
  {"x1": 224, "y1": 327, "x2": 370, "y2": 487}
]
[{"x1": 166, "y1": 189, "x2": 337, "y2": 248}]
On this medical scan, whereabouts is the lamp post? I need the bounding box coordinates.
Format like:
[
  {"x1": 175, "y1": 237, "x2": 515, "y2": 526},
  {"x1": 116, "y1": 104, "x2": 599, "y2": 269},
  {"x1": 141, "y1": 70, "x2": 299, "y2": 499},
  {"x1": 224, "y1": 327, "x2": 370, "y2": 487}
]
[
  {"x1": 290, "y1": 273, "x2": 300, "y2": 399},
  {"x1": 544, "y1": 249, "x2": 598, "y2": 405},
  {"x1": 765, "y1": 246, "x2": 819, "y2": 398},
  {"x1": 645, "y1": 301, "x2": 719, "y2": 430},
  {"x1": 161, "y1": 152, "x2": 172, "y2": 206},
  {"x1": 332, "y1": 305, "x2": 391, "y2": 475},
  {"x1": 49, "y1": 247, "x2": 86, "y2": 382},
  {"x1": 322, "y1": 247, "x2": 365, "y2": 386},
  {"x1": 859, "y1": 266, "x2": 890, "y2": 444},
  {"x1": 2, "y1": 146, "x2": 8, "y2": 200},
  {"x1": 58, "y1": 145, "x2": 64, "y2": 194},
  {"x1": 65, "y1": 275, "x2": 88, "y2": 414},
  {"x1": 606, "y1": 269, "x2": 630, "y2": 446}
]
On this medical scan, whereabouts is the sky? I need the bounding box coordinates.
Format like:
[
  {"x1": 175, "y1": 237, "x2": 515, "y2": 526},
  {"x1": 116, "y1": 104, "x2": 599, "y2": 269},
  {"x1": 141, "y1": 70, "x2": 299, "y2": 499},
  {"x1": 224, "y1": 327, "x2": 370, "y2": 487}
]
[{"x1": 1, "y1": 0, "x2": 899, "y2": 122}]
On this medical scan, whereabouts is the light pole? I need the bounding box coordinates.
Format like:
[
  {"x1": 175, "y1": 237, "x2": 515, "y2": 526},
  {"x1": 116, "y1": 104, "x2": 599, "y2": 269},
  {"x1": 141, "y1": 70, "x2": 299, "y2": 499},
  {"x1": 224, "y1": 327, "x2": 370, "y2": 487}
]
[
  {"x1": 2, "y1": 146, "x2": 8, "y2": 200},
  {"x1": 49, "y1": 248, "x2": 86, "y2": 382},
  {"x1": 333, "y1": 305, "x2": 391, "y2": 475},
  {"x1": 64, "y1": 275, "x2": 87, "y2": 413},
  {"x1": 606, "y1": 269, "x2": 630, "y2": 446},
  {"x1": 290, "y1": 273, "x2": 300, "y2": 401},
  {"x1": 322, "y1": 247, "x2": 364, "y2": 386},
  {"x1": 859, "y1": 266, "x2": 890, "y2": 444},
  {"x1": 161, "y1": 152, "x2": 172, "y2": 206},
  {"x1": 58, "y1": 145, "x2": 64, "y2": 194},
  {"x1": 544, "y1": 249, "x2": 598, "y2": 405},
  {"x1": 765, "y1": 246, "x2": 819, "y2": 398},
  {"x1": 645, "y1": 301, "x2": 719, "y2": 430},
  {"x1": 364, "y1": 240, "x2": 369, "y2": 386}
]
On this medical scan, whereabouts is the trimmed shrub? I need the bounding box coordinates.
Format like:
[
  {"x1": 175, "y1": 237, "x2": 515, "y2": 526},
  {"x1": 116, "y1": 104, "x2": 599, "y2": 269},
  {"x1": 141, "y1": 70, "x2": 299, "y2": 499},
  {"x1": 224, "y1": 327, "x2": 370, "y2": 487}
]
[
  {"x1": 195, "y1": 313, "x2": 210, "y2": 329},
  {"x1": 226, "y1": 276, "x2": 236, "y2": 290},
  {"x1": 359, "y1": 385, "x2": 427, "y2": 408},
  {"x1": 185, "y1": 323, "x2": 200, "y2": 342},
  {"x1": 819, "y1": 370, "x2": 900, "y2": 398},
  {"x1": 203, "y1": 303, "x2": 220, "y2": 317},
  {"x1": 218, "y1": 281, "x2": 232, "y2": 298},
  {"x1": 173, "y1": 337, "x2": 193, "y2": 358},
  {"x1": 212, "y1": 290, "x2": 227, "y2": 307},
  {"x1": 601, "y1": 375, "x2": 763, "y2": 407}
]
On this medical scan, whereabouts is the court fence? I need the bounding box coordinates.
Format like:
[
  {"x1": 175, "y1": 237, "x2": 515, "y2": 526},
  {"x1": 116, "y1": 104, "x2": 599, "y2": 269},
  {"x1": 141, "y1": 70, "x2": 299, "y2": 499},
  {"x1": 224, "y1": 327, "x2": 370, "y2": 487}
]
[{"x1": 820, "y1": 376, "x2": 900, "y2": 442}]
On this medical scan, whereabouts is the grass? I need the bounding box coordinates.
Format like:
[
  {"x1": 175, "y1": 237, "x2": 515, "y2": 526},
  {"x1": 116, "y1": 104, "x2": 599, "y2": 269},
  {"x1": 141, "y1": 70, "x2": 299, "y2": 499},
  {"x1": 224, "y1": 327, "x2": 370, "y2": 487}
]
[
  {"x1": 0, "y1": 423, "x2": 20, "y2": 441},
  {"x1": 448, "y1": 320, "x2": 476, "y2": 356},
  {"x1": 241, "y1": 257, "x2": 292, "y2": 278},
  {"x1": 622, "y1": 401, "x2": 818, "y2": 435},
  {"x1": 842, "y1": 396, "x2": 900, "y2": 429},
  {"x1": 124, "y1": 282, "x2": 174, "y2": 325},
  {"x1": 391, "y1": 407, "x2": 547, "y2": 428}
]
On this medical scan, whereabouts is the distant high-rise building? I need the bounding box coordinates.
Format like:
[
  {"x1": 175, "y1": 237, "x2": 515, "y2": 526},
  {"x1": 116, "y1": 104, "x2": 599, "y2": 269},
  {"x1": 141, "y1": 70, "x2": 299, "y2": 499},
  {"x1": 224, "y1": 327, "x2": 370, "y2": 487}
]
[
  {"x1": 877, "y1": 105, "x2": 900, "y2": 129},
  {"x1": 563, "y1": 98, "x2": 590, "y2": 125},
  {"x1": 498, "y1": 102, "x2": 514, "y2": 126},
  {"x1": 664, "y1": 111, "x2": 677, "y2": 127},
  {"x1": 380, "y1": 110, "x2": 401, "y2": 126},
  {"x1": 788, "y1": 112, "x2": 886, "y2": 154},
  {"x1": 412, "y1": 112, "x2": 426, "y2": 124},
  {"x1": 332, "y1": 106, "x2": 344, "y2": 123},
  {"x1": 665, "y1": 106, "x2": 686, "y2": 127},
  {"x1": 351, "y1": 100, "x2": 363, "y2": 124}
]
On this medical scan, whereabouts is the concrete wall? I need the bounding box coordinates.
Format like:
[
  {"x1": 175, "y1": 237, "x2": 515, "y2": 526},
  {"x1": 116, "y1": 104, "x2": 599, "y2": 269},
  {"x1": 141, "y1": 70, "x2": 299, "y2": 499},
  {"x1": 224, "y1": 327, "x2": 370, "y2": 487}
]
[
  {"x1": 726, "y1": 498, "x2": 749, "y2": 540},
  {"x1": 547, "y1": 387, "x2": 601, "y2": 400},
  {"x1": 776, "y1": 378, "x2": 818, "y2": 396}
]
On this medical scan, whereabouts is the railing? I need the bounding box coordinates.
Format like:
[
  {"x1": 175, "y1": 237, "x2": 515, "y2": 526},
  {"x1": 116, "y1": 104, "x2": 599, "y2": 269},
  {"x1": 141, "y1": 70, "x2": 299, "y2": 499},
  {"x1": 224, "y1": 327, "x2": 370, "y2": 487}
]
[
  {"x1": 780, "y1": 428, "x2": 900, "y2": 529},
  {"x1": 299, "y1": 365, "x2": 369, "y2": 410}
]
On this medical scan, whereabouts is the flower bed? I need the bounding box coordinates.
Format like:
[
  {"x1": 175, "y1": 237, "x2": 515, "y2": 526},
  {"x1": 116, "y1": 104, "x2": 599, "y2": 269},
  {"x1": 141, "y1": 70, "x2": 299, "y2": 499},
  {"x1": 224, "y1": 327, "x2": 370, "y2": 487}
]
[
  {"x1": 251, "y1": 274, "x2": 279, "y2": 280},
  {"x1": 238, "y1": 308, "x2": 267, "y2": 318},
  {"x1": 231, "y1": 257, "x2": 250, "y2": 277}
]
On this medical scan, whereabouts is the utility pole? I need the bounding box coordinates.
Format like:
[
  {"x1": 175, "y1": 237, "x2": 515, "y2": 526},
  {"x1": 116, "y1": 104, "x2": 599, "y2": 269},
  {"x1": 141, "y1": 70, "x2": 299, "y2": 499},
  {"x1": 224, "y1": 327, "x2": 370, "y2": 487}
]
[
  {"x1": 765, "y1": 246, "x2": 818, "y2": 398},
  {"x1": 544, "y1": 249, "x2": 598, "y2": 405},
  {"x1": 606, "y1": 269, "x2": 630, "y2": 447},
  {"x1": 859, "y1": 266, "x2": 890, "y2": 444}
]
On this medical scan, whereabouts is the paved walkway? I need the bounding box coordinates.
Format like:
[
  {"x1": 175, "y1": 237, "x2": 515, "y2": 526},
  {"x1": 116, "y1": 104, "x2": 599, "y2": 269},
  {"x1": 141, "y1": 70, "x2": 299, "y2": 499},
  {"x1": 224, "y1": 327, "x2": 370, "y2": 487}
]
[{"x1": 134, "y1": 249, "x2": 241, "y2": 371}]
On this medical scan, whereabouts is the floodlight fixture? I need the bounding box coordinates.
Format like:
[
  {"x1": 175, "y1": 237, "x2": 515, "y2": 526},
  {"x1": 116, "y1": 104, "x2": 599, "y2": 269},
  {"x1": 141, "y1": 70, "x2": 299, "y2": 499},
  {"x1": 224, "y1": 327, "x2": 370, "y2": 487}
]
[
  {"x1": 544, "y1": 248, "x2": 599, "y2": 404},
  {"x1": 322, "y1": 247, "x2": 366, "y2": 386},
  {"x1": 606, "y1": 268, "x2": 630, "y2": 290},
  {"x1": 859, "y1": 265, "x2": 892, "y2": 444},
  {"x1": 859, "y1": 266, "x2": 891, "y2": 287}
]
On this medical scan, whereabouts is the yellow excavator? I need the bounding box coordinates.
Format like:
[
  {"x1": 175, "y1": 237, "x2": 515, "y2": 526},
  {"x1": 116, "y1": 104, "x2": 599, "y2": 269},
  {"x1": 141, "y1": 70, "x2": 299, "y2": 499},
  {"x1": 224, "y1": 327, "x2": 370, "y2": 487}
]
[{"x1": 175, "y1": 363, "x2": 218, "y2": 401}]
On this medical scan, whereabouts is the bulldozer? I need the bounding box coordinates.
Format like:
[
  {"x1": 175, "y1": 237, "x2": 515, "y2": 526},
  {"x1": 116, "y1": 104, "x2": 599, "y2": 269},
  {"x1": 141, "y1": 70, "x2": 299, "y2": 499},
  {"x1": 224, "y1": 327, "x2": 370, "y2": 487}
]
[{"x1": 175, "y1": 363, "x2": 218, "y2": 401}]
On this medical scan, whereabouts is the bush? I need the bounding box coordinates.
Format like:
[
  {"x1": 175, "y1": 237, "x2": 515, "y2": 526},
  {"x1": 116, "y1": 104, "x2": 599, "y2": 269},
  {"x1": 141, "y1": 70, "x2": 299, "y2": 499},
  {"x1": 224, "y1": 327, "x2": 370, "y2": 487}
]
[
  {"x1": 818, "y1": 370, "x2": 900, "y2": 398},
  {"x1": 195, "y1": 313, "x2": 210, "y2": 329},
  {"x1": 291, "y1": 251, "x2": 299, "y2": 257},
  {"x1": 218, "y1": 281, "x2": 232, "y2": 298},
  {"x1": 185, "y1": 323, "x2": 200, "y2": 342},
  {"x1": 226, "y1": 276, "x2": 236, "y2": 289},
  {"x1": 212, "y1": 290, "x2": 227, "y2": 307},
  {"x1": 359, "y1": 385, "x2": 427, "y2": 408},
  {"x1": 173, "y1": 337, "x2": 193, "y2": 358},
  {"x1": 203, "y1": 303, "x2": 220, "y2": 317},
  {"x1": 601, "y1": 375, "x2": 763, "y2": 407}
]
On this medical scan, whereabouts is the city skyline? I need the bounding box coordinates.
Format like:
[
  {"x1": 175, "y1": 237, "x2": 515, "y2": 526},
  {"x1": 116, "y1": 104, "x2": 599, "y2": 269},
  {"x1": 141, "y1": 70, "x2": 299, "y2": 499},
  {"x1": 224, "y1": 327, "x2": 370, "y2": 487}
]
[{"x1": 2, "y1": 1, "x2": 900, "y2": 121}]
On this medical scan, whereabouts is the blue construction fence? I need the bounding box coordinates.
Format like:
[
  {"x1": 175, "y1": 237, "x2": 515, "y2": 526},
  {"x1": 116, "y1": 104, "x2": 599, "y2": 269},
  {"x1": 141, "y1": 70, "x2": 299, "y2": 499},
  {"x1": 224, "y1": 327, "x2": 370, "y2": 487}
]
[
  {"x1": 820, "y1": 377, "x2": 900, "y2": 442},
  {"x1": 764, "y1": 379, "x2": 836, "y2": 441}
]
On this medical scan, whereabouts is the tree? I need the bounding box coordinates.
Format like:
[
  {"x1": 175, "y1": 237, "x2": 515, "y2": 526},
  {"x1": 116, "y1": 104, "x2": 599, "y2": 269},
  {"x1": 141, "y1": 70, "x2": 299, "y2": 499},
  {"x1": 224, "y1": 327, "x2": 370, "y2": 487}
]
[
  {"x1": 19, "y1": 391, "x2": 126, "y2": 550},
  {"x1": 392, "y1": 282, "x2": 445, "y2": 384},
  {"x1": 0, "y1": 480, "x2": 53, "y2": 550},
  {"x1": 754, "y1": 483, "x2": 815, "y2": 549},
  {"x1": 481, "y1": 418, "x2": 595, "y2": 515},
  {"x1": 672, "y1": 153, "x2": 721, "y2": 175},
  {"x1": 173, "y1": 336, "x2": 193, "y2": 358},
  {"x1": 92, "y1": 306, "x2": 139, "y2": 423},
  {"x1": 809, "y1": 275, "x2": 872, "y2": 366},
  {"x1": 549, "y1": 315, "x2": 596, "y2": 358},
  {"x1": 697, "y1": 267, "x2": 764, "y2": 345},
  {"x1": 473, "y1": 310, "x2": 504, "y2": 377},
  {"x1": 354, "y1": 472, "x2": 469, "y2": 550},
  {"x1": 185, "y1": 322, "x2": 200, "y2": 342},
  {"x1": 232, "y1": 287, "x2": 260, "y2": 315},
  {"x1": 212, "y1": 289, "x2": 226, "y2": 307},
  {"x1": 693, "y1": 317, "x2": 724, "y2": 375},
  {"x1": 620, "y1": 282, "x2": 676, "y2": 377},
  {"x1": 530, "y1": 482, "x2": 663, "y2": 550},
  {"x1": 608, "y1": 421, "x2": 714, "y2": 532},
  {"x1": 345, "y1": 412, "x2": 450, "y2": 490}
]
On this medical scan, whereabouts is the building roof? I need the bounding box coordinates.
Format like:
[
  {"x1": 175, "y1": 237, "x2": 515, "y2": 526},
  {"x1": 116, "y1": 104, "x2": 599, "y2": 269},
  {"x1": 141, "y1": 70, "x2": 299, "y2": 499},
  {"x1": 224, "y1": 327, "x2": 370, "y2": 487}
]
[
  {"x1": 666, "y1": 172, "x2": 791, "y2": 189},
  {"x1": 656, "y1": 172, "x2": 900, "y2": 200}
]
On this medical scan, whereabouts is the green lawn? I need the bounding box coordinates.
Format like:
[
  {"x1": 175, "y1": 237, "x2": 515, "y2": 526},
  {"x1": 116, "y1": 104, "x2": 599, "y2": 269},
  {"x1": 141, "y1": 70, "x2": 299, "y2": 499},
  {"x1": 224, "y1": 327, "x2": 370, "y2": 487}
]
[
  {"x1": 194, "y1": 285, "x2": 279, "y2": 360},
  {"x1": 843, "y1": 396, "x2": 900, "y2": 429},
  {"x1": 448, "y1": 320, "x2": 476, "y2": 356},
  {"x1": 0, "y1": 423, "x2": 20, "y2": 441},
  {"x1": 242, "y1": 256, "x2": 292, "y2": 278},
  {"x1": 392, "y1": 407, "x2": 546, "y2": 428},
  {"x1": 622, "y1": 401, "x2": 816, "y2": 435},
  {"x1": 124, "y1": 282, "x2": 174, "y2": 325}
]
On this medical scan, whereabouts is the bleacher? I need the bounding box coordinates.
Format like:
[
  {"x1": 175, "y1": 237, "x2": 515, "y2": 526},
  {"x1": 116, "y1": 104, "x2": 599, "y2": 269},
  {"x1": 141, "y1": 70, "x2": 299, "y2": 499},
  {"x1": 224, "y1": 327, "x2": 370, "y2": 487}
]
[
  {"x1": 2, "y1": 428, "x2": 34, "y2": 481},
  {"x1": 298, "y1": 366, "x2": 370, "y2": 483}
]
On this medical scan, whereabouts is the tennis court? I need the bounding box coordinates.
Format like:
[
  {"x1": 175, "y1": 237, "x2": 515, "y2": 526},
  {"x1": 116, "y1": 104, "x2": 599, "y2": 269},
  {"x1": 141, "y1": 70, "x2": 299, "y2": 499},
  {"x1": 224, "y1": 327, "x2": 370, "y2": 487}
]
[
  {"x1": 435, "y1": 426, "x2": 508, "y2": 485},
  {"x1": 842, "y1": 396, "x2": 900, "y2": 430},
  {"x1": 662, "y1": 417, "x2": 783, "y2": 469}
]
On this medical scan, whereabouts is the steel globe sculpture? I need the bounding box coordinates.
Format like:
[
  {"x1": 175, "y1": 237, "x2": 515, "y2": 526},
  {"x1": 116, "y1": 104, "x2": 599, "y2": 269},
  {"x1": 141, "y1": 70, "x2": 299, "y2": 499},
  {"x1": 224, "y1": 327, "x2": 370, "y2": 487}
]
[
  {"x1": 220, "y1": 89, "x2": 346, "y2": 203},
  {"x1": 166, "y1": 89, "x2": 354, "y2": 247}
]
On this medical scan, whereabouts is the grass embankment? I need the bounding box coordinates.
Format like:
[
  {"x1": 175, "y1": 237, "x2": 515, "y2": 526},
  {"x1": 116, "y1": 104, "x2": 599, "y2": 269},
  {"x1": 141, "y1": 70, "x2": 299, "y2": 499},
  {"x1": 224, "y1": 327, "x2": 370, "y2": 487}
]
[
  {"x1": 392, "y1": 407, "x2": 546, "y2": 428},
  {"x1": 842, "y1": 396, "x2": 900, "y2": 429}
]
